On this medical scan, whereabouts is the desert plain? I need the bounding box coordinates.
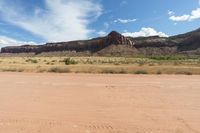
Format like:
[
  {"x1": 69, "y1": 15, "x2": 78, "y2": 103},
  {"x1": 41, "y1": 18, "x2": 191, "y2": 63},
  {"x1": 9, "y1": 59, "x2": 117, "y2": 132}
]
[{"x1": 0, "y1": 73, "x2": 200, "y2": 133}]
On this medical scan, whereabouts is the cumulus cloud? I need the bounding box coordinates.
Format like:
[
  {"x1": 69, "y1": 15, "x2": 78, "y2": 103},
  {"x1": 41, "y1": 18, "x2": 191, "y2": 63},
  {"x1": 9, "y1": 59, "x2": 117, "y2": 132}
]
[
  {"x1": 190, "y1": 8, "x2": 200, "y2": 20},
  {"x1": 122, "y1": 27, "x2": 168, "y2": 37},
  {"x1": 0, "y1": 0, "x2": 102, "y2": 42},
  {"x1": 114, "y1": 18, "x2": 137, "y2": 24},
  {"x1": 169, "y1": 8, "x2": 200, "y2": 22},
  {"x1": 0, "y1": 35, "x2": 36, "y2": 48}
]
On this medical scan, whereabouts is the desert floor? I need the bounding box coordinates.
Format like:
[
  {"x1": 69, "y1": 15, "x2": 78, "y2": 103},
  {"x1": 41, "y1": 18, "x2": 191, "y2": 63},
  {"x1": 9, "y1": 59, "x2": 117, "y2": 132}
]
[{"x1": 0, "y1": 73, "x2": 200, "y2": 133}]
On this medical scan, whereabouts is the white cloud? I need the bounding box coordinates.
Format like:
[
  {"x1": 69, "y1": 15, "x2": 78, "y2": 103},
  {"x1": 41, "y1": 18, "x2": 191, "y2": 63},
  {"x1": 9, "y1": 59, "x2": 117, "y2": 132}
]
[
  {"x1": 0, "y1": 0, "x2": 102, "y2": 42},
  {"x1": 97, "y1": 31, "x2": 107, "y2": 36},
  {"x1": 190, "y1": 8, "x2": 200, "y2": 20},
  {"x1": 122, "y1": 27, "x2": 168, "y2": 37},
  {"x1": 169, "y1": 8, "x2": 200, "y2": 22},
  {"x1": 169, "y1": 14, "x2": 190, "y2": 21},
  {"x1": 114, "y1": 18, "x2": 137, "y2": 24},
  {"x1": 0, "y1": 35, "x2": 36, "y2": 48},
  {"x1": 168, "y1": 10, "x2": 174, "y2": 16}
]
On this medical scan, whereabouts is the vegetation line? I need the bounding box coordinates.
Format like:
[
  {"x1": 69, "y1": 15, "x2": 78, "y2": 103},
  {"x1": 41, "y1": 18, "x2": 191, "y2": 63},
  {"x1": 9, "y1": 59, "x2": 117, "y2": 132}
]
[{"x1": 0, "y1": 56, "x2": 199, "y2": 75}]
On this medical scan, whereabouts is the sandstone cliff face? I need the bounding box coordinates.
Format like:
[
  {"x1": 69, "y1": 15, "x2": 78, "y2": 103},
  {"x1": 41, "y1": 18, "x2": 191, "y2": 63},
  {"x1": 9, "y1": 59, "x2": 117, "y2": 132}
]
[{"x1": 1, "y1": 29, "x2": 200, "y2": 55}]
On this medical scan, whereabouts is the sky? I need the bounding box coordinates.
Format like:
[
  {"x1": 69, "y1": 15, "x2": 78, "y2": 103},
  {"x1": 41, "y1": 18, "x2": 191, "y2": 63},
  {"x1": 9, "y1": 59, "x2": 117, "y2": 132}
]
[{"x1": 0, "y1": 0, "x2": 200, "y2": 47}]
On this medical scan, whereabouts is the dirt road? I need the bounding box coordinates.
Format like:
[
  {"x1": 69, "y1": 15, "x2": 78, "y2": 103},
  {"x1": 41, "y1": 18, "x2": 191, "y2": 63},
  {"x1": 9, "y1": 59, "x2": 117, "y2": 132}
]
[{"x1": 0, "y1": 73, "x2": 200, "y2": 133}]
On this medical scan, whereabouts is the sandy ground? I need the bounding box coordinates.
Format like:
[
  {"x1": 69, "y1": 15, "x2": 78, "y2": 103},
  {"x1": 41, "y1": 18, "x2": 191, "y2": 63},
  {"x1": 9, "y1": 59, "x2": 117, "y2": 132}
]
[{"x1": 0, "y1": 73, "x2": 200, "y2": 133}]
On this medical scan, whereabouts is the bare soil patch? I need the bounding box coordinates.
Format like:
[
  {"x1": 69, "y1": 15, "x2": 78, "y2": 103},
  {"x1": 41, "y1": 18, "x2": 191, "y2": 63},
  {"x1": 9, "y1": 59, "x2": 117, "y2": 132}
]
[{"x1": 0, "y1": 73, "x2": 200, "y2": 132}]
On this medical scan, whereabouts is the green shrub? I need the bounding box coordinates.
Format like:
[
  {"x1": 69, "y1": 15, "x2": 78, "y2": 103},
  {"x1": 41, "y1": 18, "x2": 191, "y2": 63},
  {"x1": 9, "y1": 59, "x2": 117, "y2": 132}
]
[
  {"x1": 101, "y1": 69, "x2": 116, "y2": 74},
  {"x1": 137, "y1": 60, "x2": 145, "y2": 66},
  {"x1": 63, "y1": 58, "x2": 77, "y2": 65},
  {"x1": 101, "y1": 68, "x2": 128, "y2": 74},
  {"x1": 48, "y1": 67, "x2": 70, "y2": 73},
  {"x1": 134, "y1": 70, "x2": 148, "y2": 74},
  {"x1": 149, "y1": 55, "x2": 188, "y2": 61},
  {"x1": 176, "y1": 71, "x2": 193, "y2": 75},
  {"x1": 26, "y1": 59, "x2": 38, "y2": 63},
  {"x1": 31, "y1": 60, "x2": 38, "y2": 63},
  {"x1": 2, "y1": 68, "x2": 24, "y2": 72},
  {"x1": 156, "y1": 70, "x2": 162, "y2": 75}
]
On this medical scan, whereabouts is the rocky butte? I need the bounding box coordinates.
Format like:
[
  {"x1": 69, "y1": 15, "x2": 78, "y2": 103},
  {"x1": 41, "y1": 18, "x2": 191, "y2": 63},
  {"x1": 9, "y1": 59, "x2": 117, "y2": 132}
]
[{"x1": 1, "y1": 28, "x2": 200, "y2": 56}]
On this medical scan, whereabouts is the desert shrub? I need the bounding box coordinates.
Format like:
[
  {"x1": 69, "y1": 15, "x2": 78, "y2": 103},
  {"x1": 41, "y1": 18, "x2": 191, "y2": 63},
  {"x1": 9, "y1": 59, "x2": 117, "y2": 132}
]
[
  {"x1": 156, "y1": 70, "x2": 162, "y2": 75},
  {"x1": 48, "y1": 67, "x2": 70, "y2": 73},
  {"x1": 184, "y1": 72, "x2": 193, "y2": 75},
  {"x1": 114, "y1": 62, "x2": 120, "y2": 65},
  {"x1": 149, "y1": 55, "x2": 189, "y2": 61},
  {"x1": 176, "y1": 71, "x2": 192, "y2": 75},
  {"x1": 101, "y1": 68, "x2": 127, "y2": 74},
  {"x1": 148, "y1": 63, "x2": 155, "y2": 66},
  {"x1": 2, "y1": 68, "x2": 24, "y2": 72},
  {"x1": 150, "y1": 56, "x2": 171, "y2": 60},
  {"x1": 85, "y1": 59, "x2": 94, "y2": 64},
  {"x1": 118, "y1": 69, "x2": 127, "y2": 74},
  {"x1": 173, "y1": 61, "x2": 181, "y2": 66},
  {"x1": 134, "y1": 70, "x2": 148, "y2": 74},
  {"x1": 136, "y1": 60, "x2": 146, "y2": 66},
  {"x1": 26, "y1": 59, "x2": 38, "y2": 63},
  {"x1": 62, "y1": 58, "x2": 77, "y2": 65},
  {"x1": 101, "y1": 69, "x2": 116, "y2": 74},
  {"x1": 31, "y1": 60, "x2": 38, "y2": 63},
  {"x1": 37, "y1": 69, "x2": 46, "y2": 73}
]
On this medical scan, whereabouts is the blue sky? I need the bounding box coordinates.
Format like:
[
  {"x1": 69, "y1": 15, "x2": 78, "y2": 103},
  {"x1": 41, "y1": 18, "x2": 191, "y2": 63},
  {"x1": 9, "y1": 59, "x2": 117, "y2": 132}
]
[{"x1": 0, "y1": 0, "x2": 200, "y2": 47}]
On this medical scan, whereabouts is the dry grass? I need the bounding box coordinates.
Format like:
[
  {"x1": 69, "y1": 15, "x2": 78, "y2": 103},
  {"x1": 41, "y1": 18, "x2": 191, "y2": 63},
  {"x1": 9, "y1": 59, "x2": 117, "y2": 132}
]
[{"x1": 0, "y1": 56, "x2": 200, "y2": 74}]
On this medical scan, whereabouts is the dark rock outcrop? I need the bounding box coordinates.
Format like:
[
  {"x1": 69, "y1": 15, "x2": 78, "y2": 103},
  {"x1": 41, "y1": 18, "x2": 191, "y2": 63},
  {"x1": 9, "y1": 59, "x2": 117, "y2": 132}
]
[{"x1": 1, "y1": 28, "x2": 200, "y2": 56}]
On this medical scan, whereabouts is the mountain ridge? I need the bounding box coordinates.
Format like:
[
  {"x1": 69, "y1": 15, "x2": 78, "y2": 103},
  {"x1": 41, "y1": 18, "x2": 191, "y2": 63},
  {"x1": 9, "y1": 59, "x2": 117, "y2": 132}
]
[{"x1": 1, "y1": 28, "x2": 200, "y2": 56}]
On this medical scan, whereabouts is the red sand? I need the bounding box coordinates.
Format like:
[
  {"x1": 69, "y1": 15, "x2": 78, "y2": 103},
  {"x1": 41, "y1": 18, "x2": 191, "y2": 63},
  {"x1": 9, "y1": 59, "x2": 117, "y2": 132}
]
[{"x1": 0, "y1": 73, "x2": 200, "y2": 133}]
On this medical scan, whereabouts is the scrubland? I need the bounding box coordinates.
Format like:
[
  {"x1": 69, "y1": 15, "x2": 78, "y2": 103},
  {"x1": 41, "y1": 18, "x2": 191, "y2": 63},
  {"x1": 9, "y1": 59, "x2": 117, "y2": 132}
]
[{"x1": 0, "y1": 55, "x2": 200, "y2": 74}]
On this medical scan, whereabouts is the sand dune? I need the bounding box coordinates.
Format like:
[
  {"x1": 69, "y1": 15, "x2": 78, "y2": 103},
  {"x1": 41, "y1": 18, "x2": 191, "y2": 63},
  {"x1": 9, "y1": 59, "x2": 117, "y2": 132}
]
[{"x1": 0, "y1": 73, "x2": 200, "y2": 133}]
